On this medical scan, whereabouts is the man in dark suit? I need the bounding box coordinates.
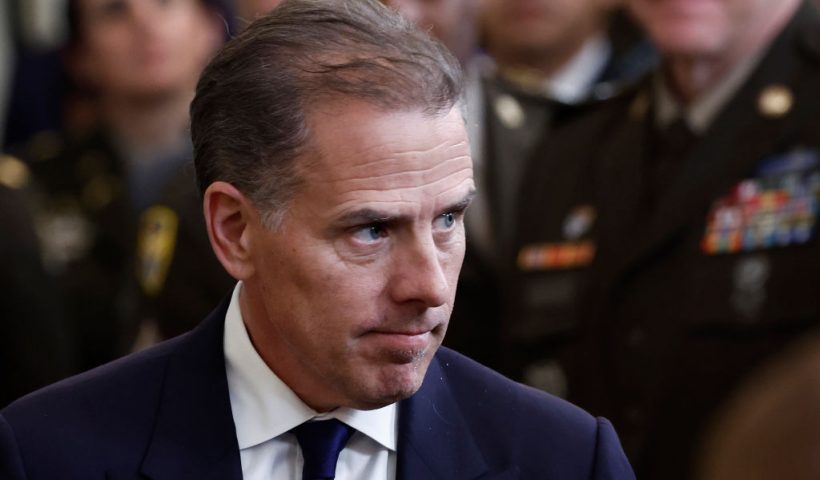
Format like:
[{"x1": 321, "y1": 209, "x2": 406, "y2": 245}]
[
  {"x1": 513, "y1": 0, "x2": 820, "y2": 477},
  {"x1": 0, "y1": 1, "x2": 635, "y2": 478}
]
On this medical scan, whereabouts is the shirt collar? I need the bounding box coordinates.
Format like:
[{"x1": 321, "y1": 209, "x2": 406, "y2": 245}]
[
  {"x1": 543, "y1": 33, "x2": 611, "y2": 104},
  {"x1": 224, "y1": 282, "x2": 398, "y2": 451},
  {"x1": 489, "y1": 33, "x2": 611, "y2": 104},
  {"x1": 654, "y1": 43, "x2": 767, "y2": 134}
]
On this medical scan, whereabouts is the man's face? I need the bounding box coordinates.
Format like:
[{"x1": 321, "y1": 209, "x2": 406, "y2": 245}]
[
  {"x1": 73, "y1": 0, "x2": 221, "y2": 98},
  {"x1": 241, "y1": 103, "x2": 474, "y2": 411},
  {"x1": 627, "y1": 0, "x2": 775, "y2": 58},
  {"x1": 383, "y1": 0, "x2": 479, "y2": 64},
  {"x1": 481, "y1": 0, "x2": 608, "y2": 66}
]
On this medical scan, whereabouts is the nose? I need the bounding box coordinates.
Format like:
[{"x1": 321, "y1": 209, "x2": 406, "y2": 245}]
[{"x1": 389, "y1": 235, "x2": 450, "y2": 309}]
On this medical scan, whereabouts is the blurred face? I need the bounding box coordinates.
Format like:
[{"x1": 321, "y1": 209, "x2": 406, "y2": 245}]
[
  {"x1": 73, "y1": 0, "x2": 222, "y2": 98},
  {"x1": 481, "y1": 0, "x2": 609, "y2": 67},
  {"x1": 627, "y1": 0, "x2": 787, "y2": 58},
  {"x1": 236, "y1": 0, "x2": 283, "y2": 25},
  {"x1": 241, "y1": 103, "x2": 474, "y2": 411},
  {"x1": 384, "y1": 0, "x2": 479, "y2": 63}
]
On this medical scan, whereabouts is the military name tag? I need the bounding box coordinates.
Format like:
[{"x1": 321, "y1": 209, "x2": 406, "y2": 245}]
[
  {"x1": 518, "y1": 240, "x2": 596, "y2": 271},
  {"x1": 519, "y1": 205, "x2": 597, "y2": 271},
  {"x1": 701, "y1": 148, "x2": 819, "y2": 255}
]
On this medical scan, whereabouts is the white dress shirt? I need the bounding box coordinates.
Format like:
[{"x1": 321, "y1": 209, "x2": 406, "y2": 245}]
[
  {"x1": 224, "y1": 282, "x2": 398, "y2": 480},
  {"x1": 542, "y1": 33, "x2": 611, "y2": 105}
]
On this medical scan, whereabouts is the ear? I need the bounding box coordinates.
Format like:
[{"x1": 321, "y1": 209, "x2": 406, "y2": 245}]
[{"x1": 203, "y1": 181, "x2": 257, "y2": 280}]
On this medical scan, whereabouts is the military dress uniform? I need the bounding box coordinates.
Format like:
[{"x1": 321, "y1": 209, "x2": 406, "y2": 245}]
[
  {"x1": 17, "y1": 128, "x2": 192, "y2": 371},
  {"x1": 446, "y1": 29, "x2": 656, "y2": 369},
  {"x1": 18, "y1": 129, "x2": 143, "y2": 371},
  {"x1": 512, "y1": 3, "x2": 820, "y2": 479},
  {"x1": 136, "y1": 166, "x2": 234, "y2": 341},
  {"x1": 0, "y1": 162, "x2": 74, "y2": 406}
]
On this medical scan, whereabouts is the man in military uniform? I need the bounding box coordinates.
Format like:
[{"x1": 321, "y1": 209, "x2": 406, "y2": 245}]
[
  {"x1": 513, "y1": 0, "x2": 820, "y2": 478},
  {"x1": 0, "y1": 159, "x2": 74, "y2": 407},
  {"x1": 135, "y1": 166, "x2": 234, "y2": 341},
  {"x1": 17, "y1": 0, "x2": 225, "y2": 370},
  {"x1": 447, "y1": 0, "x2": 655, "y2": 367}
]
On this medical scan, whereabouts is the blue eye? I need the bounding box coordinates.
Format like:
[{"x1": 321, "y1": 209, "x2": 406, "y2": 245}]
[
  {"x1": 434, "y1": 212, "x2": 456, "y2": 230},
  {"x1": 352, "y1": 224, "x2": 387, "y2": 244}
]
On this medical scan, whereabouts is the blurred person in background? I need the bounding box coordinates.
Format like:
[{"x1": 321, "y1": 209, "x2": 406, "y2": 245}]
[
  {"x1": 696, "y1": 333, "x2": 820, "y2": 480},
  {"x1": 12, "y1": 0, "x2": 225, "y2": 372},
  {"x1": 381, "y1": 0, "x2": 479, "y2": 66},
  {"x1": 513, "y1": 0, "x2": 820, "y2": 477},
  {"x1": 384, "y1": 0, "x2": 653, "y2": 367},
  {"x1": 0, "y1": 176, "x2": 74, "y2": 408},
  {"x1": 138, "y1": 0, "x2": 286, "y2": 342},
  {"x1": 2, "y1": 0, "x2": 69, "y2": 149}
]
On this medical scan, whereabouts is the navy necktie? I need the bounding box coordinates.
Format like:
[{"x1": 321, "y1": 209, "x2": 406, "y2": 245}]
[{"x1": 291, "y1": 419, "x2": 354, "y2": 480}]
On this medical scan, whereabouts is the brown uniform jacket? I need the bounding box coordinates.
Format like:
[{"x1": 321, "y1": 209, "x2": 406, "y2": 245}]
[{"x1": 512, "y1": 3, "x2": 820, "y2": 478}]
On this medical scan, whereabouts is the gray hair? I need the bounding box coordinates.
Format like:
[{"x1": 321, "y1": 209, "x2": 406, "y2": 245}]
[{"x1": 190, "y1": 0, "x2": 464, "y2": 227}]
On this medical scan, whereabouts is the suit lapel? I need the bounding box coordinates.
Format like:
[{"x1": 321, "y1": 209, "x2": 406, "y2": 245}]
[
  {"x1": 140, "y1": 300, "x2": 243, "y2": 480},
  {"x1": 604, "y1": 5, "x2": 814, "y2": 283},
  {"x1": 396, "y1": 354, "x2": 490, "y2": 480}
]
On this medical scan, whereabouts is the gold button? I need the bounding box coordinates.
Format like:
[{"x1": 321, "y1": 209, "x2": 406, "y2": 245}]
[
  {"x1": 0, "y1": 155, "x2": 31, "y2": 189},
  {"x1": 758, "y1": 85, "x2": 793, "y2": 118}
]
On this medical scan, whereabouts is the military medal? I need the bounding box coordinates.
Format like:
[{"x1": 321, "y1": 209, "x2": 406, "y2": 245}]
[
  {"x1": 731, "y1": 255, "x2": 771, "y2": 319},
  {"x1": 702, "y1": 148, "x2": 819, "y2": 254},
  {"x1": 519, "y1": 205, "x2": 597, "y2": 271}
]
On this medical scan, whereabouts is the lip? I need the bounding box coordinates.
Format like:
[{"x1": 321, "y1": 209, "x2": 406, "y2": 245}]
[
  {"x1": 372, "y1": 327, "x2": 434, "y2": 336},
  {"x1": 364, "y1": 330, "x2": 435, "y2": 354},
  {"x1": 654, "y1": 0, "x2": 719, "y2": 17}
]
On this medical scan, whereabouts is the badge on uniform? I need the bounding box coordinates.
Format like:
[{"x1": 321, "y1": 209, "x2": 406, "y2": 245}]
[
  {"x1": 493, "y1": 93, "x2": 526, "y2": 130},
  {"x1": 701, "y1": 148, "x2": 819, "y2": 255},
  {"x1": 518, "y1": 205, "x2": 597, "y2": 271},
  {"x1": 137, "y1": 206, "x2": 179, "y2": 297},
  {"x1": 731, "y1": 255, "x2": 770, "y2": 319},
  {"x1": 37, "y1": 199, "x2": 94, "y2": 272}
]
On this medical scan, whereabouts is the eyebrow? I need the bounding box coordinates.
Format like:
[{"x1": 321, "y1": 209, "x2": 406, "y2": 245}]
[
  {"x1": 437, "y1": 188, "x2": 476, "y2": 217},
  {"x1": 335, "y1": 188, "x2": 477, "y2": 227}
]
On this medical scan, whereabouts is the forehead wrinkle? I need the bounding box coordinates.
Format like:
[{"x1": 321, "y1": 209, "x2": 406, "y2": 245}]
[
  {"x1": 310, "y1": 137, "x2": 470, "y2": 184},
  {"x1": 322, "y1": 157, "x2": 472, "y2": 196},
  {"x1": 312, "y1": 153, "x2": 473, "y2": 192},
  {"x1": 326, "y1": 172, "x2": 475, "y2": 219},
  {"x1": 347, "y1": 138, "x2": 470, "y2": 171}
]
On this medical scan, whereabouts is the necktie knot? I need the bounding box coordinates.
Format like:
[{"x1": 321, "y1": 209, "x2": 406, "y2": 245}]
[{"x1": 291, "y1": 419, "x2": 354, "y2": 480}]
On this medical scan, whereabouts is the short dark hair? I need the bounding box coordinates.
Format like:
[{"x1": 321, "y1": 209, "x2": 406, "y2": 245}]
[{"x1": 190, "y1": 0, "x2": 463, "y2": 227}]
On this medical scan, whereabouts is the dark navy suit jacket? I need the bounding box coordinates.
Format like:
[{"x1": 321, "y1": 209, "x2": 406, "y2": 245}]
[{"x1": 0, "y1": 301, "x2": 635, "y2": 479}]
